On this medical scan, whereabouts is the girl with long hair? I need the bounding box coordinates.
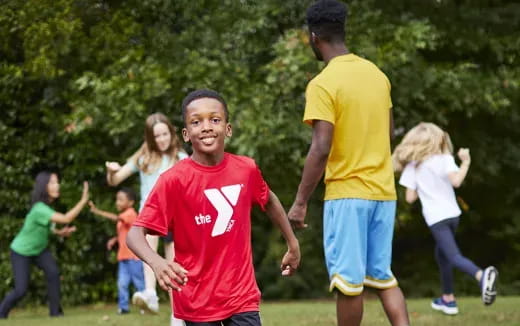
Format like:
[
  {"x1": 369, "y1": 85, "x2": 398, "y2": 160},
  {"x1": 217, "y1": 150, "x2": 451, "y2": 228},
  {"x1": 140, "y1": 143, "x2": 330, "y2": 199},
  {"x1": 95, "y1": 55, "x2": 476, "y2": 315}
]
[
  {"x1": 105, "y1": 112, "x2": 186, "y2": 325},
  {"x1": 393, "y1": 122, "x2": 498, "y2": 315}
]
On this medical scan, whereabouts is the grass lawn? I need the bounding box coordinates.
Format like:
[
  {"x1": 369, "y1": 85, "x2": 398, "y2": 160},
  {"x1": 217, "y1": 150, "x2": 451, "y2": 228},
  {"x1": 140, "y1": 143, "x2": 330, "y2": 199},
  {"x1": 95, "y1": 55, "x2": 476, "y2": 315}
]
[{"x1": 1, "y1": 296, "x2": 519, "y2": 325}]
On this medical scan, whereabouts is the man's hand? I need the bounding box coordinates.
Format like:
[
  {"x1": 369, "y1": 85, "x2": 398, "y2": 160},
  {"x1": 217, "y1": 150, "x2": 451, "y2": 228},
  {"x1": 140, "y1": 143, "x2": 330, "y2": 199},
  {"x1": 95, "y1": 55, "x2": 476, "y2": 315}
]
[
  {"x1": 151, "y1": 258, "x2": 189, "y2": 292},
  {"x1": 288, "y1": 202, "x2": 308, "y2": 229}
]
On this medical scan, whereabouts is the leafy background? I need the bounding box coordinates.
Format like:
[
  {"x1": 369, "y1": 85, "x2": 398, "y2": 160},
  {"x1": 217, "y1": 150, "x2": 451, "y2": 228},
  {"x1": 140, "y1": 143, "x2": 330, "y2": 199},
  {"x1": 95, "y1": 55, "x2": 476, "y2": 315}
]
[{"x1": 1, "y1": 0, "x2": 519, "y2": 306}]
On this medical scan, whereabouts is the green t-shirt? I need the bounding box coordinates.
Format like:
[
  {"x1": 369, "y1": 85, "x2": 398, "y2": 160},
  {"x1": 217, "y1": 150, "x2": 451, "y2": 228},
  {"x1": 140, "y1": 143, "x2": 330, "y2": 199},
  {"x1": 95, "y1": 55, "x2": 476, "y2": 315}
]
[{"x1": 11, "y1": 202, "x2": 55, "y2": 256}]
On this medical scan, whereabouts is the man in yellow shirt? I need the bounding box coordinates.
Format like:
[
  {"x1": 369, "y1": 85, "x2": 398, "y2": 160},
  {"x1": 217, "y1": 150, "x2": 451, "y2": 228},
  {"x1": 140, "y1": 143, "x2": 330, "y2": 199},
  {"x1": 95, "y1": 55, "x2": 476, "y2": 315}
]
[{"x1": 288, "y1": 1, "x2": 409, "y2": 325}]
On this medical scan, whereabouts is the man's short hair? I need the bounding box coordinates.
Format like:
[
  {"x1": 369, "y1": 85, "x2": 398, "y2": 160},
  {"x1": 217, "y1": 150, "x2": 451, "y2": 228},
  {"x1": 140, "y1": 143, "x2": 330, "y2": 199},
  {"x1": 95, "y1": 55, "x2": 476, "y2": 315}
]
[{"x1": 306, "y1": 0, "x2": 347, "y2": 42}]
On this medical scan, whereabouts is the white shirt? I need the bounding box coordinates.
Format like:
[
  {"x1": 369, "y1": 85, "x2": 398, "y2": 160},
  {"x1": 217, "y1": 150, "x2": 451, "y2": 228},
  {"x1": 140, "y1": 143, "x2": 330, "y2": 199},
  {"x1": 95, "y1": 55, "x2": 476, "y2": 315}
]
[{"x1": 399, "y1": 154, "x2": 461, "y2": 226}]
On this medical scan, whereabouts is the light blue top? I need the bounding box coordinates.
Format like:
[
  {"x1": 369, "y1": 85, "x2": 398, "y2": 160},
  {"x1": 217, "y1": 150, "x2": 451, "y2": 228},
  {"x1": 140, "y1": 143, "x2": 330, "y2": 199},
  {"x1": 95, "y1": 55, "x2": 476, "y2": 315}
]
[{"x1": 128, "y1": 152, "x2": 188, "y2": 211}]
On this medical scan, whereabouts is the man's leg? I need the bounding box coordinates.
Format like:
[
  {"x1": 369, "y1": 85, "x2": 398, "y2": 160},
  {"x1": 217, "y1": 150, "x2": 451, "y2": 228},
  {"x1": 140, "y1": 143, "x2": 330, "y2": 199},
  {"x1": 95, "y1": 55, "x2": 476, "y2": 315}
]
[
  {"x1": 377, "y1": 287, "x2": 409, "y2": 326},
  {"x1": 337, "y1": 292, "x2": 363, "y2": 326},
  {"x1": 367, "y1": 201, "x2": 409, "y2": 326}
]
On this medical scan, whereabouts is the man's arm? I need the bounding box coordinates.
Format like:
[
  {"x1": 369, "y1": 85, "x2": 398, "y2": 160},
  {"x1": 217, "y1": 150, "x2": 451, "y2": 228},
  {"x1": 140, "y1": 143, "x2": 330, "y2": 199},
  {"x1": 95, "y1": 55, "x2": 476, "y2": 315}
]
[
  {"x1": 390, "y1": 109, "x2": 395, "y2": 141},
  {"x1": 127, "y1": 226, "x2": 187, "y2": 291},
  {"x1": 264, "y1": 190, "x2": 300, "y2": 276},
  {"x1": 288, "y1": 120, "x2": 333, "y2": 228}
]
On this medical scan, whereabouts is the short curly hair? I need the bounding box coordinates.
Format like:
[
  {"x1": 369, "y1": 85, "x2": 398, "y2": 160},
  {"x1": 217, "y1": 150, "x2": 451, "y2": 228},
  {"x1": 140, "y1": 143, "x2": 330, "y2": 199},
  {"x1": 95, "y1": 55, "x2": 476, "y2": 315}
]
[
  {"x1": 181, "y1": 89, "x2": 229, "y2": 125},
  {"x1": 306, "y1": 0, "x2": 347, "y2": 42}
]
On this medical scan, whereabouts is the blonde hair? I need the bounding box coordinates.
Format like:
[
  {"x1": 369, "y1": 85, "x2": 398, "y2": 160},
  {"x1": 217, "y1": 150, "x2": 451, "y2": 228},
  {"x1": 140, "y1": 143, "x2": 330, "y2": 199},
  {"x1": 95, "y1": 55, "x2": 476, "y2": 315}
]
[
  {"x1": 129, "y1": 113, "x2": 183, "y2": 174},
  {"x1": 392, "y1": 122, "x2": 453, "y2": 172}
]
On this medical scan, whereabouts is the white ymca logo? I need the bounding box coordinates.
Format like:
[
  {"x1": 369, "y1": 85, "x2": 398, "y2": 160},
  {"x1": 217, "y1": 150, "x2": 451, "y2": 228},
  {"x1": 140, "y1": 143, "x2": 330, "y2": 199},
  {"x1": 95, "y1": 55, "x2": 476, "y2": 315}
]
[{"x1": 203, "y1": 184, "x2": 242, "y2": 237}]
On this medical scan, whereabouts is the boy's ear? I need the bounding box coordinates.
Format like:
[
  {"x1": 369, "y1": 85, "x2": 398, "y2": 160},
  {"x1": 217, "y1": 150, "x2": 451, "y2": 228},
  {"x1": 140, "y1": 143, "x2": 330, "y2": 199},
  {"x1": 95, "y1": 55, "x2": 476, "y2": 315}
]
[
  {"x1": 225, "y1": 123, "x2": 232, "y2": 138},
  {"x1": 182, "y1": 128, "x2": 190, "y2": 142}
]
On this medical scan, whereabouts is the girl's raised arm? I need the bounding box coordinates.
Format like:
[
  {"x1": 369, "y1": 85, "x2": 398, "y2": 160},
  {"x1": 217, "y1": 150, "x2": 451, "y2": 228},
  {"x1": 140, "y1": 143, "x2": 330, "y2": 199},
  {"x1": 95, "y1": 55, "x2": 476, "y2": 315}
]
[{"x1": 106, "y1": 161, "x2": 135, "y2": 186}]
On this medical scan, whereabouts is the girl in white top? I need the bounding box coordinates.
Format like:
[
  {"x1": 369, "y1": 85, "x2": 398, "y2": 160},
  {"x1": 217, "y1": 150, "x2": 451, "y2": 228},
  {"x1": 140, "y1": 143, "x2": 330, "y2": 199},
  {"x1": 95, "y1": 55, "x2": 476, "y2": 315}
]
[
  {"x1": 105, "y1": 113, "x2": 186, "y2": 325},
  {"x1": 393, "y1": 122, "x2": 497, "y2": 315}
]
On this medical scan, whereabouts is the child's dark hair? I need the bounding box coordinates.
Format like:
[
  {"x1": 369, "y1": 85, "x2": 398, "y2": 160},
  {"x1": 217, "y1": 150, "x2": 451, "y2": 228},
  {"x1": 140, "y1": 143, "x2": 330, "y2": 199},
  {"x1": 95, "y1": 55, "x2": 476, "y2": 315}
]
[
  {"x1": 181, "y1": 89, "x2": 229, "y2": 124},
  {"x1": 118, "y1": 187, "x2": 137, "y2": 202},
  {"x1": 306, "y1": 0, "x2": 347, "y2": 43},
  {"x1": 31, "y1": 171, "x2": 56, "y2": 206}
]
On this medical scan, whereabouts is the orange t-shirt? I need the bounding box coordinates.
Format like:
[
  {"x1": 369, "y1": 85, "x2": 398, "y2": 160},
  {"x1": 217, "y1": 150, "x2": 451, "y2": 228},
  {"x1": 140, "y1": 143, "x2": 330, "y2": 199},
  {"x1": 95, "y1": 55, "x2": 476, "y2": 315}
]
[{"x1": 117, "y1": 207, "x2": 139, "y2": 261}]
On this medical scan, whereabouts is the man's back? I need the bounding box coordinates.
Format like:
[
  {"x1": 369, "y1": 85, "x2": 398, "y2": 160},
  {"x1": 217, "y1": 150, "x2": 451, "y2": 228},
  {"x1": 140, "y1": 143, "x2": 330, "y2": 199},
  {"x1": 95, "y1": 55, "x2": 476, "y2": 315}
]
[{"x1": 304, "y1": 53, "x2": 396, "y2": 201}]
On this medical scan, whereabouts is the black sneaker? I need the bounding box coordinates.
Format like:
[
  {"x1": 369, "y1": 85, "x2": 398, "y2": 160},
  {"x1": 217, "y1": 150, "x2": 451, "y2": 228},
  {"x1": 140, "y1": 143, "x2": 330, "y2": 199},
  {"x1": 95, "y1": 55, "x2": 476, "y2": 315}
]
[
  {"x1": 481, "y1": 266, "x2": 498, "y2": 305},
  {"x1": 117, "y1": 308, "x2": 130, "y2": 315}
]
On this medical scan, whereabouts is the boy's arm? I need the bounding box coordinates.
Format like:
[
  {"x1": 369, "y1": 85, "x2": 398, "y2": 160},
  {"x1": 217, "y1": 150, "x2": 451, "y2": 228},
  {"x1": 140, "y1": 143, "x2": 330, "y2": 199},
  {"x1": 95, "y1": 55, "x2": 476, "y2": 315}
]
[
  {"x1": 88, "y1": 201, "x2": 119, "y2": 222},
  {"x1": 265, "y1": 190, "x2": 300, "y2": 276},
  {"x1": 127, "y1": 226, "x2": 188, "y2": 291},
  {"x1": 288, "y1": 120, "x2": 333, "y2": 228}
]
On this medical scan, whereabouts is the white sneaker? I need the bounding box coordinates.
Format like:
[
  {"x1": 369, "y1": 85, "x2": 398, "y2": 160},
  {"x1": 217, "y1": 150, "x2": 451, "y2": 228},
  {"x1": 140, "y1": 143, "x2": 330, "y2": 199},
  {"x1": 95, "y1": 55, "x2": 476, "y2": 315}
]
[
  {"x1": 171, "y1": 315, "x2": 185, "y2": 326},
  {"x1": 481, "y1": 266, "x2": 498, "y2": 305},
  {"x1": 132, "y1": 291, "x2": 159, "y2": 314}
]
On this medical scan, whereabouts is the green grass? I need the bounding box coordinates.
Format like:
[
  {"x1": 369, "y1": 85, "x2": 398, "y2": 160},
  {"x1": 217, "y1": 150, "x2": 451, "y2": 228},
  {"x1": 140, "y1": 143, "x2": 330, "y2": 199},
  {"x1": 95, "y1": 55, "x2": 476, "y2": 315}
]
[{"x1": 2, "y1": 296, "x2": 519, "y2": 325}]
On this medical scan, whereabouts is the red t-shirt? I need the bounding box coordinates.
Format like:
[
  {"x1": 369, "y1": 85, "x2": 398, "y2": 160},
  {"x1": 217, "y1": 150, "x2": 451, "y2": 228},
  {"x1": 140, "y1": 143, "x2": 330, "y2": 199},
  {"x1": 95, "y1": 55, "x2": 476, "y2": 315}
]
[
  {"x1": 117, "y1": 207, "x2": 139, "y2": 261},
  {"x1": 134, "y1": 153, "x2": 270, "y2": 322}
]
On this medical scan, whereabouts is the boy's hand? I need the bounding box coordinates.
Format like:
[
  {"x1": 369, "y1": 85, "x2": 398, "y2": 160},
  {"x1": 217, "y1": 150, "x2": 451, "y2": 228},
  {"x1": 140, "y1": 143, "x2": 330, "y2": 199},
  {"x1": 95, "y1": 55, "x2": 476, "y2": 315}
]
[
  {"x1": 288, "y1": 202, "x2": 308, "y2": 229},
  {"x1": 105, "y1": 161, "x2": 122, "y2": 173},
  {"x1": 151, "y1": 258, "x2": 188, "y2": 292},
  {"x1": 88, "y1": 200, "x2": 97, "y2": 212},
  {"x1": 457, "y1": 148, "x2": 471, "y2": 163},
  {"x1": 106, "y1": 237, "x2": 117, "y2": 250},
  {"x1": 280, "y1": 244, "x2": 301, "y2": 276}
]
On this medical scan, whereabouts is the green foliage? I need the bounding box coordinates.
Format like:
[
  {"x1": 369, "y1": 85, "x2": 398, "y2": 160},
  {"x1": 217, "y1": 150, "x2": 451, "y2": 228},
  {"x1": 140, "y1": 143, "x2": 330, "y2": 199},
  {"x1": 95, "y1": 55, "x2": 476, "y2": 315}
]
[{"x1": 1, "y1": 0, "x2": 519, "y2": 307}]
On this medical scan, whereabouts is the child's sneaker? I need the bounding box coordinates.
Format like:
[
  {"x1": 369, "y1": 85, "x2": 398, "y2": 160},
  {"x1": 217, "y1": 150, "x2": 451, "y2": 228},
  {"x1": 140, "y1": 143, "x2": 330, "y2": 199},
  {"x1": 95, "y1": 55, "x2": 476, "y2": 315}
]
[
  {"x1": 431, "y1": 297, "x2": 459, "y2": 315},
  {"x1": 481, "y1": 266, "x2": 498, "y2": 305},
  {"x1": 132, "y1": 291, "x2": 159, "y2": 314},
  {"x1": 117, "y1": 308, "x2": 129, "y2": 315}
]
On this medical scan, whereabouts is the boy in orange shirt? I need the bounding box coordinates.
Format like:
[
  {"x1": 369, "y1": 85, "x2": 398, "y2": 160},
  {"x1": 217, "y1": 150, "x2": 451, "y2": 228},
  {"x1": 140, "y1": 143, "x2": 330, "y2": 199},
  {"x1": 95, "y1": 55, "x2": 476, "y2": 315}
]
[{"x1": 89, "y1": 188, "x2": 144, "y2": 314}]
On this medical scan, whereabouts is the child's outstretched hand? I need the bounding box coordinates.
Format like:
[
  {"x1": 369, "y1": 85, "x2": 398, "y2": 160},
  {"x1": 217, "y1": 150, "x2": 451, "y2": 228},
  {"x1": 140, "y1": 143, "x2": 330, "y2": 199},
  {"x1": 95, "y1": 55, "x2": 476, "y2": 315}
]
[
  {"x1": 106, "y1": 237, "x2": 118, "y2": 250},
  {"x1": 457, "y1": 148, "x2": 471, "y2": 163},
  {"x1": 88, "y1": 200, "x2": 97, "y2": 212},
  {"x1": 151, "y1": 258, "x2": 188, "y2": 292},
  {"x1": 105, "y1": 161, "x2": 122, "y2": 173},
  {"x1": 280, "y1": 245, "x2": 301, "y2": 277}
]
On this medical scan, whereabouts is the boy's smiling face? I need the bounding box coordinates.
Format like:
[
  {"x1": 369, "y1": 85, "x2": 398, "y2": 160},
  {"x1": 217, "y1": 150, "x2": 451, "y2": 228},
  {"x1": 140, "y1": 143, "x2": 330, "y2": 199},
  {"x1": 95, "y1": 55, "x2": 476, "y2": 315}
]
[{"x1": 182, "y1": 97, "x2": 232, "y2": 165}]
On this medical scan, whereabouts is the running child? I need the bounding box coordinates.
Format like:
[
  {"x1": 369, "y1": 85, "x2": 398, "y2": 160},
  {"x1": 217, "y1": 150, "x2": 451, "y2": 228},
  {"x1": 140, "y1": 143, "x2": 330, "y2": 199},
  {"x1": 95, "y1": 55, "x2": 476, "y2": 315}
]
[
  {"x1": 393, "y1": 122, "x2": 498, "y2": 315},
  {"x1": 0, "y1": 171, "x2": 89, "y2": 318},
  {"x1": 127, "y1": 89, "x2": 301, "y2": 325},
  {"x1": 89, "y1": 187, "x2": 144, "y2": 314}
]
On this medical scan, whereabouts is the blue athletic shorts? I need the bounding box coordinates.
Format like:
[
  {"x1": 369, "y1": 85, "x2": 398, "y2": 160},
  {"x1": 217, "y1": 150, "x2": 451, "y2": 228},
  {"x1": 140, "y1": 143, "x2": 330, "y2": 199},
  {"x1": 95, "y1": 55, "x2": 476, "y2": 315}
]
[{"x1": 324, "y1": 198, "x2": 398, "y2": 296}]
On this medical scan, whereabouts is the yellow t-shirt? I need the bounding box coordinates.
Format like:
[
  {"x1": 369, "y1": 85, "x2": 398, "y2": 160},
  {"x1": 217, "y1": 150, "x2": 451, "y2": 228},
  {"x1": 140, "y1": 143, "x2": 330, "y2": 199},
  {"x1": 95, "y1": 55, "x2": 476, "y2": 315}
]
[{"x1": 304, "y1": 54, "x2": 396, "y2": 201}]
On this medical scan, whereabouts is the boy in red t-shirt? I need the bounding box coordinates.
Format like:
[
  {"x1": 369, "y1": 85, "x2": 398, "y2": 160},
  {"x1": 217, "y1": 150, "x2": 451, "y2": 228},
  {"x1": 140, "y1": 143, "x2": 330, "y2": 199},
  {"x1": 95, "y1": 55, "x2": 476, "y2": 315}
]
[
  {"x1": 127, "y1": 89, "x2": 300, "y2": 325},
  {"x1": 89, "y1": 188, "x2": 144, "y2": 314}
]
